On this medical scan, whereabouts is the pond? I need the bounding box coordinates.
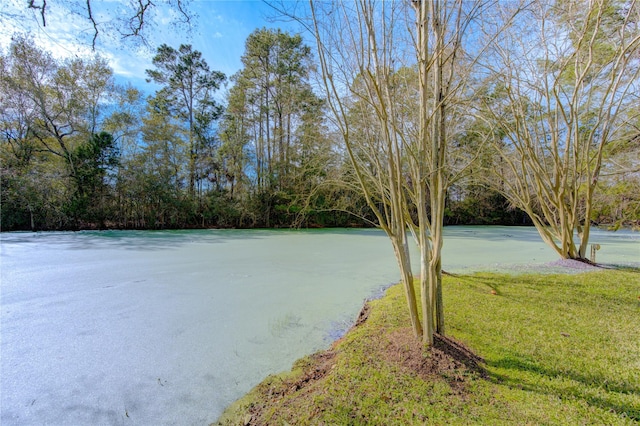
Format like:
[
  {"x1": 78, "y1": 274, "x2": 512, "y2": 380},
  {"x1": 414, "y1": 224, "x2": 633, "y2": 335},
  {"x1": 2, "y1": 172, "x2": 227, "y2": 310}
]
[{"x1": 1, "y1": 226, "x2": 638, "y2": 425}]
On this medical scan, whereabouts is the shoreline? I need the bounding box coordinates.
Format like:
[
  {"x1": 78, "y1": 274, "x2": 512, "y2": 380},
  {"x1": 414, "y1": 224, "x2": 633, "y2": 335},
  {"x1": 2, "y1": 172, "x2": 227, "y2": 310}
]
[
  {"x1": 216, "y1": 264, "x2": 640, "y2": 425},
  {"x1": 216, "y1": 268, "x2": 640, "y2": 425},
  {"x1": 4, "y1": 223, "x2": 639, "y2": 233}
]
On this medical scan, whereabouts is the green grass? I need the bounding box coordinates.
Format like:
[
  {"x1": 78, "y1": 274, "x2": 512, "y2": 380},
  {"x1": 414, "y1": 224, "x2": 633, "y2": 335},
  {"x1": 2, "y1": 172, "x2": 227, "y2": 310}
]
[{"x1": 217, "y1": 270, "x2": 640, "y2": 425}]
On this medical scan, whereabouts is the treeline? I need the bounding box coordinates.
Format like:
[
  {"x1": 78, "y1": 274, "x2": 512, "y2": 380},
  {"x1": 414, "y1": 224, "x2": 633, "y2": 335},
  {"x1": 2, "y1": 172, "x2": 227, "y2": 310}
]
[
  {"x1": 0, "y1": 29, "x2": 634, "y2": 231},
  {"x1": 0, "y1": 33, "x2": 369, "y2": 230}
]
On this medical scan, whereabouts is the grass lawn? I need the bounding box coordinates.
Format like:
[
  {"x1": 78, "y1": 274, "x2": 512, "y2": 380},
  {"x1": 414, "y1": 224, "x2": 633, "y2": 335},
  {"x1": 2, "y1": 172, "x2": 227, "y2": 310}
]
[{"x1": 217, "y1": 269, "x2": 640, "y2": 425}]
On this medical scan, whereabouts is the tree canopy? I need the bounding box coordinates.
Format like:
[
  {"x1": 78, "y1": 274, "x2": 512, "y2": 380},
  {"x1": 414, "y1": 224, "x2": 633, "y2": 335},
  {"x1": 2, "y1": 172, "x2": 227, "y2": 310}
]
[{"x1": 1, "y1": 0, "x2": 638, "y2": 243}]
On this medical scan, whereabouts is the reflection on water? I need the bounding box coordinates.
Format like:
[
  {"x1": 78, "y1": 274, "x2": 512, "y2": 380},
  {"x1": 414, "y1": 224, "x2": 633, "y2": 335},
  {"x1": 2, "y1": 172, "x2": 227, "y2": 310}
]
[{"x1": 1, "y1": 226, "x2": 638, "y2": 425}]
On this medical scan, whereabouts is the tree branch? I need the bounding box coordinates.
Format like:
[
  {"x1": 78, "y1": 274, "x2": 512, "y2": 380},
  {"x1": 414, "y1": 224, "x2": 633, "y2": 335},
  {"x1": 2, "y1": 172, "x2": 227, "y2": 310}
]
[
  {"x1": 86, "y1": 0, "x2": 98, "y2": 50},
  {"x1": 28, "y1": 0, "x2": 46, "y2": 26}
]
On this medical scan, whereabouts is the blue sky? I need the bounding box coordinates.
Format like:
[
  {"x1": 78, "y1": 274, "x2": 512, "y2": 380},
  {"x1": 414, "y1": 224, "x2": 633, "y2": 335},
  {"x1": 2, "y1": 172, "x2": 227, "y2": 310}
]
[{"x1": 0, "y1": 0, "x2": 301, "y2": 94}]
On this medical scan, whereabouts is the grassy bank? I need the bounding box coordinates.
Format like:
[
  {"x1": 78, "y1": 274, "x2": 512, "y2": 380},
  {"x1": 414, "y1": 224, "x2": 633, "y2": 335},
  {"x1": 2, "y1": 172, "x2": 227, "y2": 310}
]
[{"x1": 217, "y1": 269, "x2": 640, "y2": 425}]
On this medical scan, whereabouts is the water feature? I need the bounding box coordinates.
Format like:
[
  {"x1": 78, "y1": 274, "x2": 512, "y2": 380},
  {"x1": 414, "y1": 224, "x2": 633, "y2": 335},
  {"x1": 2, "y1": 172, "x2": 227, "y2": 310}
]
[{"x1": 1, "y1": 227, "x2": 638, "y2": 425}]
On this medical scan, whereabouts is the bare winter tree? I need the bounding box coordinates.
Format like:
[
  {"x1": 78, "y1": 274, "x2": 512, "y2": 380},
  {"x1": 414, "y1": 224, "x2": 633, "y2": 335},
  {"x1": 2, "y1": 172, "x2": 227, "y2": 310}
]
[
  {"x1": 479, "y1": 0, "x2": 640, "y2": 259},
  {"x1": 306, "y1": 0, "x2": 506, "y2": 344}
]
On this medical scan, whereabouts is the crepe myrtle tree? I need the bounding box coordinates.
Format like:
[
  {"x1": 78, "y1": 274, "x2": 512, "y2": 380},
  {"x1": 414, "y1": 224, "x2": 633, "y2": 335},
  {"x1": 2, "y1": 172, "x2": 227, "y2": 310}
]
[
  {"x1": 306, "y1": 0, "x2": 508, "y2": 345},
  {"x1": 478, "y1": 0, "x2": 640, "y2": 260}
]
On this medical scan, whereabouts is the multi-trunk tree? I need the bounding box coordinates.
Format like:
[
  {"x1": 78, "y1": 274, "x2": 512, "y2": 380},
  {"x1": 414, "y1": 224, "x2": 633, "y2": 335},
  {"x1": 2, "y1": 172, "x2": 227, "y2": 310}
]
[
  {"x1": 479, "y1": 0, "x2": 640, "y2": 259},
  {"x1": 308, "y1": 0, "x2": 498, "y2": 344}
]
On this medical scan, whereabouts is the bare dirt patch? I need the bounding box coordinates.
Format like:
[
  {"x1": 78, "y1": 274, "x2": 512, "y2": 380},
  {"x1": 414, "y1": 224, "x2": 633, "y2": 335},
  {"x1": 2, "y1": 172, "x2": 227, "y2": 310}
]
[
  {"x1": 382, "y1": 328, "x2": 486, "y2": 395},
  {"x1": 353, "y1": 302, "x2": 371, "y2": 327},
  {"x1": 240, "y1": 349, "x2": 336, "y2": 425}
]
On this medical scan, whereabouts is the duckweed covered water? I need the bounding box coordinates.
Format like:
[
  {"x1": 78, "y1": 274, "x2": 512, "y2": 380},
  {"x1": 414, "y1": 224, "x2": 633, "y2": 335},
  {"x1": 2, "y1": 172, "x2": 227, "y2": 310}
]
[{"x1": 1, "y1": 227, "x2": 637, "y2": 425}]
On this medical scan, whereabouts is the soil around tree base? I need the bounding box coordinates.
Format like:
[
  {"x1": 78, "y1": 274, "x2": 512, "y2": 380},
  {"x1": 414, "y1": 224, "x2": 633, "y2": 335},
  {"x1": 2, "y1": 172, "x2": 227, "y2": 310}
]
[{"x1": 222, "y1": 302, "x2": 486, "y2": 426}]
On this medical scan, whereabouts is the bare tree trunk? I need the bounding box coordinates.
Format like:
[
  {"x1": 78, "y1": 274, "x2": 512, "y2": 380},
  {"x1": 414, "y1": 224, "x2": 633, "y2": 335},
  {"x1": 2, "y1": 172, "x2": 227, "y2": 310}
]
[
  {"x1": 414, "y1": 0, "x2": 435, "y2": 345},
  {"x1": 391, "y1": 231, "x2": 423, "y2": 337},
  {"x1": 309, "y1": 0, "x2": 424, "y2": 338}
]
